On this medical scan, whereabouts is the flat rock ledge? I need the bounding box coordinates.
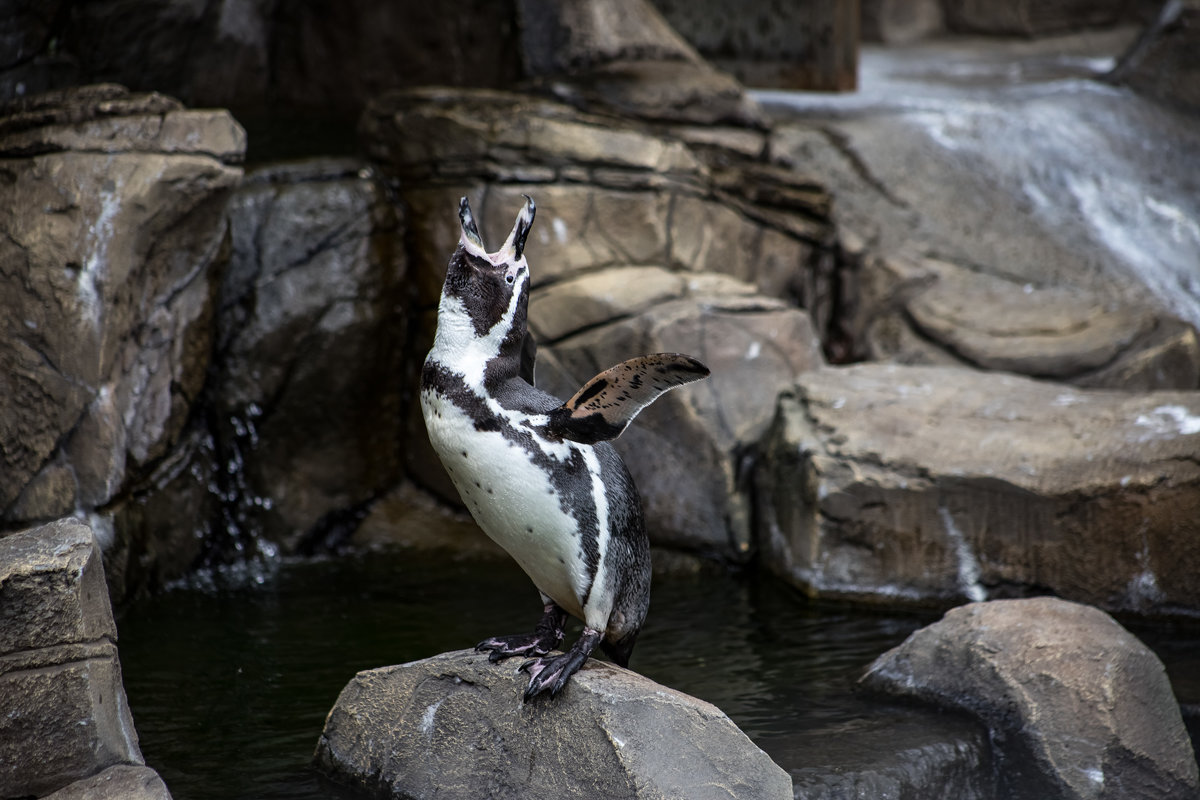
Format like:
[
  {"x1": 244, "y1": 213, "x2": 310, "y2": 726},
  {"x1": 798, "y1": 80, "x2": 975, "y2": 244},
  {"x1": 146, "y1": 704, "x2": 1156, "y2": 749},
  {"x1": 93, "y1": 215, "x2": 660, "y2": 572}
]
[
  {"x1": 314, "y1": 649, "x2": 792, "y2": 800},
  {"x1": 861, "y1": 597, "x2": 1200, "y2": 800}
]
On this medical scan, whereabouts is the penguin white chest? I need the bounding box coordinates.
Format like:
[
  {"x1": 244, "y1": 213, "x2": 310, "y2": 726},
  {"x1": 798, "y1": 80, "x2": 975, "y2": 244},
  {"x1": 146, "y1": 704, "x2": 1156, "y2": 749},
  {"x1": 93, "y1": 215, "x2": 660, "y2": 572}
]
[{"x1": 420, "y1": 387, "x2": 608, "y2": 622}]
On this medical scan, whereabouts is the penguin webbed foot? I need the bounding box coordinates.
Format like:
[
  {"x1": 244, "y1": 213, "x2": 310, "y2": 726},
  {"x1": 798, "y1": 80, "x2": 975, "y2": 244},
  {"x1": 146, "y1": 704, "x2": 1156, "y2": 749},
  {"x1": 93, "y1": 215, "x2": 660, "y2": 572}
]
[
  {"x1": 519, "y1": 627, "x2": 603, "y2": 701},
  {"x1": 475, "y1": 602, "x2": 567, "y2": 663}
]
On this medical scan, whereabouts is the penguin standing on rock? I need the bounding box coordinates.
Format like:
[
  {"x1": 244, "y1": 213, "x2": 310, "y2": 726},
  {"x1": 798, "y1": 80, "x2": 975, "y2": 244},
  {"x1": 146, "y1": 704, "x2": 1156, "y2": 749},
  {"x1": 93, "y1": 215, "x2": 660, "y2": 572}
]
[{"x1": 420, "y1": 196, "x2": 709, "y2": 700}]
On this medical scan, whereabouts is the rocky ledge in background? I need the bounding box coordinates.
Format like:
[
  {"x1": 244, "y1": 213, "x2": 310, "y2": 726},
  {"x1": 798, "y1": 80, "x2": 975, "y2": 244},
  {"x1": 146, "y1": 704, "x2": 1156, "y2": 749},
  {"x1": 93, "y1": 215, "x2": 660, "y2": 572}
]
[
  {"x1": 0, "y1": 518, "x2": 170, "y2": 800},
  {"x1": 863, "y1": 597, "x2": 1200, "y2": 800},
  {"x1": 315, "y1": 649, "x2": 792, "y2": 800},
  {"x1": 756, "y1": 363, "x2": 1200, "y2": 615}
]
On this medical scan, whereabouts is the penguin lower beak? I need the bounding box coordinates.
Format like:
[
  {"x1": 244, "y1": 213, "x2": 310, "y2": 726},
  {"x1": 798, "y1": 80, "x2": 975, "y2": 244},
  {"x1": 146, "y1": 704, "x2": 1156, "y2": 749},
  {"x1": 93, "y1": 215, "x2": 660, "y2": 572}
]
[{"x1": 503, "y1": 195, "x2": 536, "y2": 261}]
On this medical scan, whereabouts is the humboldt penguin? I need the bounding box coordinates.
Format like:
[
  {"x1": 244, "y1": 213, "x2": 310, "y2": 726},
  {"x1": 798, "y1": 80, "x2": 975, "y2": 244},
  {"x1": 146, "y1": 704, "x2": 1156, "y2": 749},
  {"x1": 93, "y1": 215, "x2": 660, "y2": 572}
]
[{"x1": 420, "y1": 195, "x2": 709, "y2": 700}]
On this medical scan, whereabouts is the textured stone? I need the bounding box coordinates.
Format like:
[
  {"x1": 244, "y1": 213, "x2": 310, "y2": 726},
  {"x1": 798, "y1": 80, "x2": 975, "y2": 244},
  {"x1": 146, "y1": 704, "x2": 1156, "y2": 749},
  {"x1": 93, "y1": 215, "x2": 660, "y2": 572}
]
[
  {"x1": 41, "y1": 764, "x2": 173, "y2": 800},
  {"x1": 0, "y1": 519, "x2": 148, "y2": 799},
  {"x1": 0, "y1": 85, "x2": 243, "y2": 528},
  {"x1": 755, "y1": 363, "x2": 1200, "y2": 613},
  {"x1": 516, "y1": 0, "x2": 764, "y2": 126},
  {"x1": 210, "y1": 157, "x2": 406, "y2": 551},
  {"x1": 864, "y1": 257, "x2": 1200, "y2": 389},
  {"x1": 862, "y1": 598, "x2": 1200, "y2": 800},
  {"x1": 315, "y1": 649, "x2": 792, "y2": 800}
]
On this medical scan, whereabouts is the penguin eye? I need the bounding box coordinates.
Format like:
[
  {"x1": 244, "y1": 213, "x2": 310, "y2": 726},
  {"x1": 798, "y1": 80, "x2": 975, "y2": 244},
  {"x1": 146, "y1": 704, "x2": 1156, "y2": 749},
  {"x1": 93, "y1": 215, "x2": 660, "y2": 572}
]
[{"x1": 505, "y1": 274, "x2": 515, "y2": 285}]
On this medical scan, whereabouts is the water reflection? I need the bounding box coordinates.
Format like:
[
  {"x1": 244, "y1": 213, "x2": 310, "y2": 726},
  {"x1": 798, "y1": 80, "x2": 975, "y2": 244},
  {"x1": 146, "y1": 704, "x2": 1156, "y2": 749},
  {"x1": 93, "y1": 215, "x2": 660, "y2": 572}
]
[{"x1": 117, "y1": 549, "x2": 1196, "y2": 800}]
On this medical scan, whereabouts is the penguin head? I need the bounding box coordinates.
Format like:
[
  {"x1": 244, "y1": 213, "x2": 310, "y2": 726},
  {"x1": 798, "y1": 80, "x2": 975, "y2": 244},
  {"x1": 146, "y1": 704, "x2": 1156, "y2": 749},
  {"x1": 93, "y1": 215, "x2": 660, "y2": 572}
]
[{"x1": 441, "y1": 195, "x2": 536, "y2": 338}]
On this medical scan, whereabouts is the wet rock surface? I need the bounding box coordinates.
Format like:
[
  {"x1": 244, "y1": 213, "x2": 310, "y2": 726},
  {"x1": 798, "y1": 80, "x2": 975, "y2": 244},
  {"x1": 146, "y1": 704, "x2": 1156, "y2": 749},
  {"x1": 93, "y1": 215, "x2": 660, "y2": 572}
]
[
  {"x1": 756, "y1": 363, "x2": 1200, "y2": 613},
  {"x1": 0, "y1": 519, "x2": 167, "y2": 799},
  {"x1": 314, "y1": 649, "x2": 792, "y2": 800},
  {"x1": 862, "y1": 598, "x2": 1200, "y2": 800},
  {"x1": 211, "y1": 157, "x2": 407, "y2": 553},
  {"x1": 760, "y1": 30, "x2": 1200, "y2": 385},
  {"x1": 0, "y1": 85, "x2": 244, "y2": 594}
]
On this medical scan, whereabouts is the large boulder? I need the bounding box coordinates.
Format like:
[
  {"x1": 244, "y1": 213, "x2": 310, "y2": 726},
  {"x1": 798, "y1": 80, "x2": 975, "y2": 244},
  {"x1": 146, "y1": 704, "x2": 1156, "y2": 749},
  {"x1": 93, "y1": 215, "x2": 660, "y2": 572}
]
[
  {"x1": 861, "y1": 598, "x2": 1199, "y2": 800},
  {"x1": 755, "y1": 363, "x2": 1200, "y2": 614},
  {"x1": 0, "y1": 518, "x2": 169, "y2": 799},
  {"x1": 0, "y1": 84, "x2": 244, "y2": 595},
  {"x1": 314, "y1": 649, "x2": 792, "y2": 800},
  {"x1": 536, "y1": 270, "x2": 824, "y2": 555}
]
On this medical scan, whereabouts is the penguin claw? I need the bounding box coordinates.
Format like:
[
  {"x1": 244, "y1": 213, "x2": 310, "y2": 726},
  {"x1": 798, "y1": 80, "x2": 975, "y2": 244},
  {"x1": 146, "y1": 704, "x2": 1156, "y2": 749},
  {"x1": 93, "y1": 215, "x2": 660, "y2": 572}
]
[
  {"x1": 475, "y1": 632, "x2": 558, "y2": 663},
  {"x1": 518, "y1": 627, "x2": 603, "y2": 701}
]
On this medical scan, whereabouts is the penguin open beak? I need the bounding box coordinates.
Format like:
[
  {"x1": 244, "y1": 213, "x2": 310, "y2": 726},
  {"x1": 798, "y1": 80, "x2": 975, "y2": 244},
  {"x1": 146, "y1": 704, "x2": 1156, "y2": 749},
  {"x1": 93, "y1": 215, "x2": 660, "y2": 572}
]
[{"x1": 458, "y1": 195, "x2": 536, "y2": 263}]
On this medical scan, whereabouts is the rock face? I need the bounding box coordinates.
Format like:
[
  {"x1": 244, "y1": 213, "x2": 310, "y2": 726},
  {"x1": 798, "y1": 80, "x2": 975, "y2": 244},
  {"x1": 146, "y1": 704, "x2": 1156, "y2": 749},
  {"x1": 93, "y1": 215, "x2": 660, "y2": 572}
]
[
  {"x1": 0, "y1": 85, "x2": 243, "y2": 570},
  {"x1": 515, "y1": 0, "x2": 764, "y2": 126},
  {"x1": 362, "y1": 87, "x2": 834, "y2": 556},
  {"x1": 210, "y1": 158, "x2": 407, "y2": 553},
  {"x1": 0, "y1": 518, "x2": 169, "y2": 799},
  {"x1": 857, "y1": 256, "x2": 1200, "y2": 390},
  {"x1": 755, "y1": 363, "x2": 1200, "y2": 613},
  {"x1": 766, "y1": 45, "x2": 1200, "y2": 388},
  {"x1": 1109, "y1": 0, "x2": 1200, "y2": 115},
  {"x1": 314, "y1": 649, "x2": 792, "y2": 800},
  {"x1": 861, "y1": 598, "x2": 1200, "y2": 800}
]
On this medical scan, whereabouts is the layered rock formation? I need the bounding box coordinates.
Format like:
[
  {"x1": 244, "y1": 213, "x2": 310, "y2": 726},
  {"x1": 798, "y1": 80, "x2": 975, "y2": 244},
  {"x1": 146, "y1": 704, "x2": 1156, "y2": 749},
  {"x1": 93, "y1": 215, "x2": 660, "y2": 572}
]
[
  {"x1": 0, "y1": 85, "x2": 244, "y2": 596},
  {"x1": 863, "y1": 598, "x2": 1200, "y2": 800},
  {"x1": 315, "y1": 649, "x2": 792, "y2": 800},
  {"x1": 756, "y1": 363, "x2": 1200, "y2": 613},
  {"x1": 0, "y1": 518, "x2": 169, "y2": 799}
]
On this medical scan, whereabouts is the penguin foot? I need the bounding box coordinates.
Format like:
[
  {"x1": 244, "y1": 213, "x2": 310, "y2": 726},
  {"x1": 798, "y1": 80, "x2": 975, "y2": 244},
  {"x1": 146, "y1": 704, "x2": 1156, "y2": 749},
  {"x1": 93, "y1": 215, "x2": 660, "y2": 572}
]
[
  {"x1": 475, "y1": 602, "x2": 567, "y2": 663},
  {"x1": 519, "y1": 627, "x2": 603, "y2": 701}
]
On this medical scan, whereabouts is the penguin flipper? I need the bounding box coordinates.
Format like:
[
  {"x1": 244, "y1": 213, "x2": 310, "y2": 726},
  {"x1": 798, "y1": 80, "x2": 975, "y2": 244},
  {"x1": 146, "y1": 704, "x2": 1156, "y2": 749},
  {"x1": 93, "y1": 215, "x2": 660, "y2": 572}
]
[{"x1": 546, "y1": 353, "x2": 710, "y2": 445}]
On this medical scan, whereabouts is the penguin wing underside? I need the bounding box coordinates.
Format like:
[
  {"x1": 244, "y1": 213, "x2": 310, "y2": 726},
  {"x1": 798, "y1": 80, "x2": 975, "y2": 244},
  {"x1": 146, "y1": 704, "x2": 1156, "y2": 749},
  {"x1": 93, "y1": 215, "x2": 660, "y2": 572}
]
[{"x1": 546, "y1": 353, "x2": 710, "y2": 445}]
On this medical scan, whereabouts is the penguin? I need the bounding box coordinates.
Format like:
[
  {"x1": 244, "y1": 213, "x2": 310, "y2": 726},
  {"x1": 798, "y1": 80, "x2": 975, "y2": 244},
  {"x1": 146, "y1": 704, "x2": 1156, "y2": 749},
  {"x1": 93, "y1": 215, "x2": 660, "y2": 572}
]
[{"x1": 420, "y1": 195, "x2": 709, "y2": 700}]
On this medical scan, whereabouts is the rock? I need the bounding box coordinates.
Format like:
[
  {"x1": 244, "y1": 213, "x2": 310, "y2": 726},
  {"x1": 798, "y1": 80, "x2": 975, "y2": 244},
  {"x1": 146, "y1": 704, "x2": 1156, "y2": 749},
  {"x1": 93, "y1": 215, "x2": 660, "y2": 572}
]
[
  {"x1": 0, "y1": 86, "x2": 243, "y2": 546},
  {"x1": 4, "y1": 2, "x2": 522, "y2": 123},
  {"x1": 209, "y1": 157, "x2": 407, "y2": 553},
  {"x1": 755, "y1": 363, "x2": 1200, "y2": 613},
  {"x1": 0, "y1": 519, "x2": 165, "y2": 798},
  {"x1": 1109, "y1": 0, "x2": 1200, "y2": 115},
  {"x1": 651, "y1": 0, "x2": 861, "y2": 90},
  {"x1": 314, "y1": 649, "x2": 792, "y2": 800},
  {"x1": 537, "y1": 271, "x2": 824, "y2": 556},
  {"x1": 515, "y1": 0, "x2": 765, "y2": 126},
  {"x1": 861, "y1": 0, "x2": 946, "y2": 43},
  {"x1": 765, "y1": 46, "x2": 1200, "y2": 377},
  {"x1": 860, "y1": 257, "x2": 1200, "y2": 390},
  {"x1": 861, "y1": 598, "x2": 1200, "y2": 800},
  {"x1": 942, "y1": 0, "x2": 1132, "y2": 35},
  {"x1": 41, "y1": 765, "x2": 173, "y2": 800}
]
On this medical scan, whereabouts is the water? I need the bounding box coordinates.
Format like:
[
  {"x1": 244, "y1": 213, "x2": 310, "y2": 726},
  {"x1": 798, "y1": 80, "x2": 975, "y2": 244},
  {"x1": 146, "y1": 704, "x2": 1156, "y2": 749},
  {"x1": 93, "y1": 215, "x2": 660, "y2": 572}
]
[{"x1": 116, "y1": 549, "x2": 1200, "y2": 799}]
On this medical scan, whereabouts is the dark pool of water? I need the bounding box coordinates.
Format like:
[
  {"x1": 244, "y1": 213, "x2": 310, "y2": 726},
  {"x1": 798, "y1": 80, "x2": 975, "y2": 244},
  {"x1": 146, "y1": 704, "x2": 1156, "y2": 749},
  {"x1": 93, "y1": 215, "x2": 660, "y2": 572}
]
[{"x1": 116, "y1": 549, "x2": 1200, "y2": 800}]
